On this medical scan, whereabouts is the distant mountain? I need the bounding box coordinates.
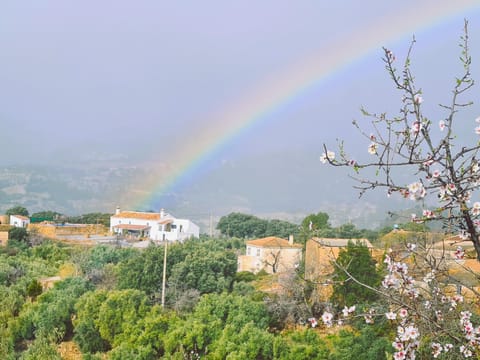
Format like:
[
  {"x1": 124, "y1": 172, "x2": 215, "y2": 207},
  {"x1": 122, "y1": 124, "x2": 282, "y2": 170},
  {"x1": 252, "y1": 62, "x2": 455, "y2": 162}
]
[{"x1": 0, "y1": 152, "x2": 416, "y2": 232}]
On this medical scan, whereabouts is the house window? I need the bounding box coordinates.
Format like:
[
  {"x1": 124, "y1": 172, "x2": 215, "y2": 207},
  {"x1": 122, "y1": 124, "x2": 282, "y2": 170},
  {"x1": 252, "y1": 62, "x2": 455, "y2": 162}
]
[
  {"x1": 165, "y1": 223, "x2": 172, "y2": 232},
  {"x1": 171, "y1": 224, "x2": 177, "y2": 230},
  {"x1": 256, "y1": 248, "x2": 261, "y2": 256},
  {"x1": 247, "y1": 247, "x2": 251, "y2": 255},
  {"x1": 179, "y1": 225, "x2": 183, "y2": 232}
]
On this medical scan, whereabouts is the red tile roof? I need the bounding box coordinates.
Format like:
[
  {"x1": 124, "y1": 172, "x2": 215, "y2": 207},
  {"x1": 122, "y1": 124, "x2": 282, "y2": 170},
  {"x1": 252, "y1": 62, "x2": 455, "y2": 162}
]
[
  {"x1": 247, "y1": 236, "x2": 302, "y2": 248},
  {"x1": 112, "y1": 211, "x2": 161, "y2": 221},
  {"x1": 12, "y1": 215, "x2": 29, "y2": 221}
]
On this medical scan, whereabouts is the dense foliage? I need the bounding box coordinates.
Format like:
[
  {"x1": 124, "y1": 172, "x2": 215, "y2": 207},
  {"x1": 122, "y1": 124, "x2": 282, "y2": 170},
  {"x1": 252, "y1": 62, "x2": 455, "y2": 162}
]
[
  {"x1": 5, "y1": 206, "x2": 29, "y2": 217},
  {"x1": 217, "y1": 212, "x2": 299, "y2": 238},
  {"x1": 0, "y1": 234, "x2": 398, "y2": 359},
  {"x1": 330, "y1": 241, "x2": 381, "y2": 308}
]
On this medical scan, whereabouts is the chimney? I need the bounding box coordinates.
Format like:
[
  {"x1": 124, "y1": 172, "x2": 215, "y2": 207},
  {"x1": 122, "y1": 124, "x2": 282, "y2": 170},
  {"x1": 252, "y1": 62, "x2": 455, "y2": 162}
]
[
  {"x1": 288, "y1": 235, "x2": 294, "y2": 245},
  {"x1": 115, "y1": 206, "x2": 121, "y2": 215},
  {"x1": 160, "y1": 208, "x2": 165, "y2": 218}
]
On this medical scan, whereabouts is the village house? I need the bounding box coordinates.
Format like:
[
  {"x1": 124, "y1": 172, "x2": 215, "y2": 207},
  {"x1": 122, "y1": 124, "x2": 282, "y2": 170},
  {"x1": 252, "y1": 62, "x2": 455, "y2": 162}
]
[
  {"x1": 9, "y1": 214, "x2": 30, "y2": 228},
  {"x1": 110, "y1": 207, "x2": 199, "y2": 242},
  {"x1": 0, "y1": 225, "x2": 10, "y2": 246},
  {"x1": 237, "y1": 236, "x2": 302, "y2": 274},
  {"x1": 304, "y1": 237, "x2": 375, "y2": 280}
]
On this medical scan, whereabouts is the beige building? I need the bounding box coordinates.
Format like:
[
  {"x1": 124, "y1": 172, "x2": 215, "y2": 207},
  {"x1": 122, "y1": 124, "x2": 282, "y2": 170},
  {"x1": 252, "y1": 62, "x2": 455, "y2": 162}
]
[
  {"x1": 305, "y1": 237, "x2": 375, "y2": 280},
  {"x1": 0, "y1": 225, "x2": 10, "y2": 246},
  {"x1": 238, "y1": 236, "x2": 302, "y2": 274}
]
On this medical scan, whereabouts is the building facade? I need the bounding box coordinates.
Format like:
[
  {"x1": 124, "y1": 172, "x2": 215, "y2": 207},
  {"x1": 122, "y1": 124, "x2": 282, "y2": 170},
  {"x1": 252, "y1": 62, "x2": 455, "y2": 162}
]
[
  {"x1": 110, "y1": 208, "x2": 199, "y2": 242},
  {"x1": 237, "y1": 236, "x2": 302, "y2": 274},
  {"x1": 9, "y1": 215, "x2": 30, "y2": 228}
]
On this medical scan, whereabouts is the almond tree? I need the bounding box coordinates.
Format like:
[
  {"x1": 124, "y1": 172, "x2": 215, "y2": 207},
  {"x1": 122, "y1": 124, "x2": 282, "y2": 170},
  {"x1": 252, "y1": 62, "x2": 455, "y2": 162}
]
[
  {"x1": 319, "y1": 21, "x2": 480, "y2": 359},
  {"x1": 322, "y1": 20, "x2": 480, "y2": 260}
]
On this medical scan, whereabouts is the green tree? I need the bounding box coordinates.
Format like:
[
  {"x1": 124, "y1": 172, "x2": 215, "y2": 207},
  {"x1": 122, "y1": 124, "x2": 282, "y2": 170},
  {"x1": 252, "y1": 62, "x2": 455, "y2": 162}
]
[
  {"x1": 66, "y1": 213, "x2": 111, "y2": 227},
  {"x1": 8, "y1": 227, "x2": 28, "y2": 243},
  {"x1": 26, "y1": 279, "x2": 42, "y2": 299},
  {"x1": 265, "y1": 219, "x2": 299, "y2": 238},
  {"x1": 73, "y1": 290, "x2": 111, "y2": 354},
  {"x1": 6, "y1": 206, "x2": 29, "y2": 217},
  {"x1": 168, "y1": 247, "x2": 237, "y2": 294},
  {"x1": 14, "y1": 277, "x2": 92, "y2": 342},
  {"x1": 30, "y1": 211, "x2": 62, "y2": 222},
  {"x1": 329, "y1": 328, "x2": 391, "y2": 360},
  {"x1": 96, "y1": 289, "x2": 150, "y2": 347},
  {"x1": 273, "y1": 329, "x2": 330, "y2": 360},
  {"x1": 217, "y1": 212, "x2": 267, "y2": 238},
  {"x1": 217, "y1": 212, "x2": 299, "y2": 238},
  {"x1": 164, "y1": 293, "x2": 270, "y2": 357},
  {"x1": 301, "y1": 212, "x2": 330, "y2": 231},
  {"x1": 331, "y1": 241, "x2": 381, "y2": 308},
  {"x1": 19, "y1": 333, "x2": 62, "y2": 360}
]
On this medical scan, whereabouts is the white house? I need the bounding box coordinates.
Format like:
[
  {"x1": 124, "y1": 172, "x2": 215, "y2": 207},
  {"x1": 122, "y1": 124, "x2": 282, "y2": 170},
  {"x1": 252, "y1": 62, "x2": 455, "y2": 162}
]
[
  {"x1": 110, "y1": 208, "x2": 199, "y2": 242},
  {"x1": 10, "y1": 215, "x2": 30, "y2": 228}
]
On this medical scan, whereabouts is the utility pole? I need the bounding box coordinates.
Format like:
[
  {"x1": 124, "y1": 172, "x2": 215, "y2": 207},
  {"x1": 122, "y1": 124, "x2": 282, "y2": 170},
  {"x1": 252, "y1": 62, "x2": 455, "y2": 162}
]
[{"x1": 161, "y1": 239, "x2": 167, "y2": 308}]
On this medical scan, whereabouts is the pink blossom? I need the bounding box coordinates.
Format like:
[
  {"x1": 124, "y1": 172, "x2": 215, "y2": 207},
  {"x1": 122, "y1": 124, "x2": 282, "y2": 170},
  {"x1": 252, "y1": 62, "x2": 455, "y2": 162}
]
[
  {"x1": 446, "y1": 183, "x2": 456, "y2": 195},
  {"x1": 432, "y1": 169, "x2": 441, "y2": 178},
  {"x1": 392, "y1": 341, "x2": 404, "y2": 351},
  {"x1": 472, "y1": 202, "x2": 480, "y2": 216},
  {"x1": 411, "y1": 121, "x2": 422, "y2": 134},
  {"x1": 414, "y1": 94, "x2": 423, "y2": 104},
  {"x1": 475, "y1": 126, "x2": 480, "y2": 135},
  {"x1": 320, "y1": 151, "x2": 335, "y2": 164},
  {"x1": 439, "y1": 120, "x2": 446, "y2": 131},
  {"x1": 386, "y1": 49, "x2": 395, "y2": 62},
  {"x1": 407, "y1": 182, "x2": 426, "y2": 200},
  {"x1": 321, "y1": 311, "x2": 333, "y2": 327},
  {"x1": 368, "y1": 142, "x2": 378, "y2": 155},
  {"x1": 399, "y1": 308, "x2": 408, "y2": 318},
  {"x1": 460, "y1": 345, "x2": 473, "y2": 357},
  {"x1": 431, "y1": 343, "x2": 442, "y2": 358},
  {"x1": 386, "y1": 311, "x2": 397, "y2": 320},
  {"x1": 422, "y1": 209, "x2": 435, "y2": 219},
  {"x1": 454, "y1": 246, "x2": 465, "y2": 260}
]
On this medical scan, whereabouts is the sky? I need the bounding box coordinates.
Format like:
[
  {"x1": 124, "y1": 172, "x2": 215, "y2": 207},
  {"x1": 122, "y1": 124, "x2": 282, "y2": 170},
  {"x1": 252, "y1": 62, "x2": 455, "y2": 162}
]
[{"x1": 1, "y1": 1, "x2": 480, "y2": 221}]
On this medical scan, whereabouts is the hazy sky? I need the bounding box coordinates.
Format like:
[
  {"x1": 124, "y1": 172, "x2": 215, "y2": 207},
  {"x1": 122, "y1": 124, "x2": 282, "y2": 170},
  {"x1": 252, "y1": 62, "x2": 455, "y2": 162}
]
[{"x1": 1, "y1": 2, "x2": 480, "y2": 216}]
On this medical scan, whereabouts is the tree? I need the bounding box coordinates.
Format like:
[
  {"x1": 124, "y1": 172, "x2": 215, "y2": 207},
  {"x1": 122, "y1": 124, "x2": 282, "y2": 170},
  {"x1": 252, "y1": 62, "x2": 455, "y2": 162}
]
[
  {"x1": 6, "y1": 206, "x2": 29, "y2": 217},
  {"x1": 301, "y1": 212, "x2": 330, "y2": 231},
  {"x1": 66, "y1": 213, "x2": 111, "y2": 227},
  {"x1": 30, "y1": 211, "x2": 62, "y2": 222},
  {"x1": 319, "y1": 21, "x2": 480, "y2": 359},
  {"x1": 168, "y1": 247, "x2": 237, "y2": 294},
  {"x1": 217, "y1": 213, "x2": 266, "y2": 238},
  {"x1": 217, "y1": 212, "x2": 299, "y2": 238},
  {"x1": 8, "y1": 228, "x2": 28, "y2": 244},
  {"x1": 96, "y1": 289, "x2": 150, "y2": 347},
  {"x1": 322, "y1": 21, "x2": 480, "y2": 260},
  {"x1": 330, "y1": 241, "x2": 381, "y2": 308}
]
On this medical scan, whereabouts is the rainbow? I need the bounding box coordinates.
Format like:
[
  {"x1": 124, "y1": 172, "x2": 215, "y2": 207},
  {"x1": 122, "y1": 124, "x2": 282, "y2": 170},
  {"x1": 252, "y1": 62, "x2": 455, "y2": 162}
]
[{"x1": 135, "y1": 1, "x2": 480, "y2": 211}]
